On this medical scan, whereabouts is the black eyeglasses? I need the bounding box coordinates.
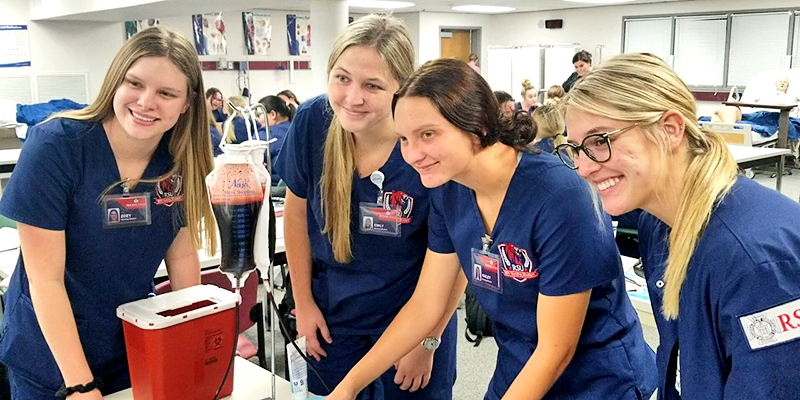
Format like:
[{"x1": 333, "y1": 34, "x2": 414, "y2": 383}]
[{"x1": 556, "y1": 124, "x2": 638, "y2": 170}]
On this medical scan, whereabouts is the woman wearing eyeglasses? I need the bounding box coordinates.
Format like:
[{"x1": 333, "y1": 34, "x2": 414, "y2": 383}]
[
  {"x1": 325, "y1": 58, "x2": 656, "y2": 400},
  {"x1": 560, "y1": 53, "x2": 800, "y2": 399}
]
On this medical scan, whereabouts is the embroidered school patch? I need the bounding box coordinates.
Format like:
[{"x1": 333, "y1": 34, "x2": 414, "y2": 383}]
[
  {"x1": 382, "y1": 190, "x2": 414, "y2": 224},
  {"x1": 497, "y1": 243, "x2": 539, "y2": 283},
  {"x1": 739, "y1": 297, "x2": 800, "y2": 350}
]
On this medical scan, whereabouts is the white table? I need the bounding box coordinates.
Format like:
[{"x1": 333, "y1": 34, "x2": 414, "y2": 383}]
[
  {"x1": 0, "y1": 148, "x2": 20, "y2": 174},
  {"x1": 728, "y1": 144, "x2": 791, "y2": 192},
  {"x1": 622, "y1": 255, "x2": 655, "y2": 328},
  {"x1": 107, "y1": 356, "x2": 298, "y2": 400}
]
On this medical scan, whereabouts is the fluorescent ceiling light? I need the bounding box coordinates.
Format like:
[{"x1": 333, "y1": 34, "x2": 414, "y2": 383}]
[
  {"x1": 562, "y1": 0, "x2": 635, "y2": 3},
  {"x1": 452, "y1": 5, "x2": 516, "y2": 13},
  {"x1": 348, "y1": 0, "x2": 415, "y2": 8}
]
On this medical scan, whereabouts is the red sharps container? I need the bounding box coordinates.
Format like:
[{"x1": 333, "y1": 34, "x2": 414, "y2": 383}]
[{"x1": 116, "y1": 285, "x2": 238, "y2": 400}]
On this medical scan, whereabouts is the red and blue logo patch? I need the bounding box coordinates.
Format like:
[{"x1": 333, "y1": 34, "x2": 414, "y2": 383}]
[
  {"x1": 383, "y1": 191, "x2": 414, "y2": 224},
  {"x1": 498, "y1": 243, "x2": 539, "y2": 282}
]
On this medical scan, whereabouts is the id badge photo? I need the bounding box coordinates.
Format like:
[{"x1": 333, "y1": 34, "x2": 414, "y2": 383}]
[
  {"x1": 358, "y1": 202, "x2": 401, "y2": 237},
  {"x1": 470, "y1": 248, "x2": 503, "y2": 294},
  {"x1": 102, "y1": 193, "x2": 152, "y2": 229}
]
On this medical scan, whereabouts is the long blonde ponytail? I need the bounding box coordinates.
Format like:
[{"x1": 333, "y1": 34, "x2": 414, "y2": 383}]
[
  {"x1": 321, "y1": 115, "x2": 357, "y2": 262},
  {"x1": 662, "y1": 128, "x2": 736, "y2": 318},
  {"x1": 564, "y1": 53, "x2": 738, "y2": 319}
]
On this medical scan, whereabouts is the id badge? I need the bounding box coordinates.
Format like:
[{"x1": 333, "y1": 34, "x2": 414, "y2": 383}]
[
  {"x1": 102, "y1": 193, "x2": 152, "y2": 228},
  {"x1": 470, "y1": 248, "x2": 502, "y2": 293},
  {"x1": 358, "y1": 202, "x2": 401, "y2": 237}
]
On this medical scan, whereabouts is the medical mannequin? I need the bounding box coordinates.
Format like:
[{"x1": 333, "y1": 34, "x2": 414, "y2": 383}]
[{"x1": 755, "y1": 76, "x2": 800, "y2": 118}]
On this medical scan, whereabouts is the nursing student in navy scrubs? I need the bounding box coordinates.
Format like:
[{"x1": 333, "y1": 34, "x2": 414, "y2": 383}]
[
  {"x1": 327, "y1": 58, "x2": 656, "y2": 400},
  {"x1": 0, "y1": 27, "x2": 217, "y2": 399},
  {"x1": 561, "y1": 53, "x2": 800, "y2": 399},
  {"x1": 256, "y1": 95, "x2": 295, "y2": 185},
  {"x1": 274, "y1": 15, "x2": 458, "y2": 400}
]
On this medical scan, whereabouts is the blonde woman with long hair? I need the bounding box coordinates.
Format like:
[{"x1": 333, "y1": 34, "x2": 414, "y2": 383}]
[
  {"x1": 274, "y1": 15, "x2": 457, "y2": 399},
  {"x1": 0, "y1": 26, "x2": 216, "y2": 399},
  {"x1": 559, "y1": 52, "x2": 800, "y2": 399}
]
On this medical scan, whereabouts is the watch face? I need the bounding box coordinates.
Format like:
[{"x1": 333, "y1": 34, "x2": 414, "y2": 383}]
[{"x1": 422, "y1": 337, "x2": 440, "y2": 351}]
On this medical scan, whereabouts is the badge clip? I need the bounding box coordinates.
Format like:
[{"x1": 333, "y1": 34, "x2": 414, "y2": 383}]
[
  {"x1": 370, "y1": 171, "x2": 385, "y2": 205},
  {"x1": 481, "y1": 234, "x2": 493, "y2": 252}
]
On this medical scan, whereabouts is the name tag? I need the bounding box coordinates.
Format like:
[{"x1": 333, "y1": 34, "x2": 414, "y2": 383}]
[
  {"x1": 739, "y1": 297, "x2": 800, "y2": 350},
  {"x1": 358, "y1": 202, "x2": 401, "y2": 237},
  {"x1": 102, "y1": 193, "x2": 152, "y2": 229},
  {"x1": 470, "y1": 248, "x2": 502, "y2": 294}
]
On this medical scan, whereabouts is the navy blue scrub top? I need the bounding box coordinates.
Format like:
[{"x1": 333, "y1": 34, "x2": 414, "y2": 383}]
[
  {"x1": 514, "y1": 102, "x2": 536, "y2": 114},
  {"x1": 210, "y1": 124, "x2": 223, "y2": 157},
  {"x1": 428, "y1": 151, "x2": 656, "y2": 399},
  {"x1": 274, "y1": 94, "x2": 431, "y2": 336},
  {"x1": 230, "y1": 116, "x2": 267, "y2": 144},
  {"x1": 639, "y1": 176, "x2": 800, "y2": 400},
  {"x1": 535, "y1": 137, "x2": 555, "y2": 154},
  {"x1": 213, "y1": 107, "x2": 227, "y2": 123},
  {"x1": 268, "y1": 121, "x2": 290, "y2": 184},
  {"x1": 0, "y1": 118, "x2": 182, "y2": 388}
]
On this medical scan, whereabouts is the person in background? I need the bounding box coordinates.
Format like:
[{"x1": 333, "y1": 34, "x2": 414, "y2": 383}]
[
  {"x1": 467, "y1": 53, "x2": 480, "y2": 74},
  {"x1": 206, "y1": 87, "x2": 226, "y2": 123},
  {"x1": 0, "y1": 26, "x2": 217, "y2": 399},
  {"x1": 274, "y1": 15, "x2": 458, "y2": 400},
  {"x1": 222, "y1": 95, "x2": 266, "y2": 144},
  {"x1": 325, "y1": 57, "x2": 656, "y2": 400},
  {"x1": 562, "y1": 50, "x2": 592, "y2": 92},
  {"x1": 515, "y1": 79, "x2": 540, "y2": 114},
  {"x1": 544, "y1": 85, "x2": 565, "y2": 106},
  {"x1": 560, "y1": 52, "x2": 800, "y2": 399},
  {"x1": 532, "y1": 104, "x2": 566, "y2": 154},
  {"x1": 493, "y1": 91, "x2": 515, "y2": 120},
  {"x1": 257, "y1": 95, "x2": 295, "y2": 185},
  {"x1": 278, "y1": 89, "x2": 301, "y2": 109},
  {"x1": 208, "y1": 109, "x2": 223, "y2": 157}
]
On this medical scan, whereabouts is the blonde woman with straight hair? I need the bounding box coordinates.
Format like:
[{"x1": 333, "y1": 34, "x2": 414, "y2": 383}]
[
  {"x1": 531, "y1": 104, "x2": 565, "y2": 154},
  {"x1": 222, "y1": 95, "x2": 265, "y2": 144},
  {"x1": 275, "y1": 15, "x2": 458, "y2": 399},
  {"x1": 0, "y1": 26, "x2": 216, "y2": 399},
  {"x1": 559, "y1": 52, "x2": 800, "y2": 399}
]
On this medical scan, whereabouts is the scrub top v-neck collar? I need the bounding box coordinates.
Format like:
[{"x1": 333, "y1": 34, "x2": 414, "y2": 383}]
[
  {"x1": 355, "y1": 140, "x2": 404, "y2": 182},
  {"x1": 98, "y1": 124, "x2": 172, "y2": 190},
  {"x1": 468, "y1": 151, "x2": 524, "y2": 245}
]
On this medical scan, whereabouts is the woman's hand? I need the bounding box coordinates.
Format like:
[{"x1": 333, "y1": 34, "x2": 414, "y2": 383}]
[
  {"x1": 295, "y1": 301, "x2": 333, "y2": 361},
  {"x1": 393, "y1": 344, "x2": 434, "y2": 392}
]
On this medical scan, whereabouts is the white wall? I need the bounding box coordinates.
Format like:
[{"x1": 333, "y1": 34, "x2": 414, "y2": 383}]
[
  {"x1": 0, "y1": 1, "x2": 122, "y2": 100},
  {"x1": 157, "y1": 10, "x2": 318, "y2": 103},
  {"x1": 488, "y1": 0, "x2": 799, "y2": 63},
  {"x1": 486, "y1": 0, "x2": 800, "y2": 113},
  {"x1": 418, "y1": 12, "x2": 492, "y2": 70}
]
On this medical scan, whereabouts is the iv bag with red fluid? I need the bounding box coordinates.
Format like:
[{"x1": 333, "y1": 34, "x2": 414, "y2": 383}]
[{"x1": 206, "y1": 159, "x2": 264, "y2": 284}]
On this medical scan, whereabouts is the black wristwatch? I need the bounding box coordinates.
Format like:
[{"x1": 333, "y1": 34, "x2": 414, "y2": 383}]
[{"x1": 55, "y1": 377, "x2": 103, "y2": 399}]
